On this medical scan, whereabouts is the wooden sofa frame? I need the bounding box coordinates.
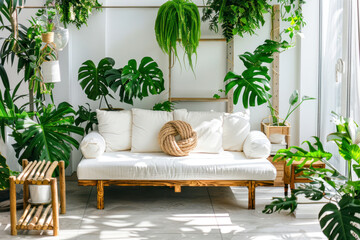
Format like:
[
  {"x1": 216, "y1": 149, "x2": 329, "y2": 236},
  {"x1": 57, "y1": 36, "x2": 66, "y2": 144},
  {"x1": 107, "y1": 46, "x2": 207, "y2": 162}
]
[{"x1": 78, "y1": 180, "x2": 274, "y2": 210}]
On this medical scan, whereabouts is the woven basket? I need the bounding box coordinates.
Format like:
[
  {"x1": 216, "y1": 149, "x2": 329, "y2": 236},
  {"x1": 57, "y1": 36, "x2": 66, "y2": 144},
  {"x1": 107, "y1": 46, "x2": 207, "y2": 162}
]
[{"x1": 42, "y1": 32, "x2": 54, "y2": 43}]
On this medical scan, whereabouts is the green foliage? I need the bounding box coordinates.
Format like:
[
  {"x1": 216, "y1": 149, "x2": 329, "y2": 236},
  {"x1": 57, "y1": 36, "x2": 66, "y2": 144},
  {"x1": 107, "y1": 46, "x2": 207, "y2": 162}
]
[
  {"x1": 282, "y1": 91, "x2": 315, "y2": 125},
  {"x1": 0, "y1": 153, "x2": 11, "y2": 190},
  {"x1": 265, "y1": 116, "x2": 360, "y2": 239},
  {"x1": 273, "y1": 136, "x2": 332, "y2": 167},
  {"x1": 155, "y1": 0, "x2": 201, "y2": 70},
  {"x1": 78, "y1": 57, "x2": 115, "y2": 108},
  {"x1": 263, "y1": 195, "x2": 297, "y2": 214},
  {"x1": 47, "y1": 0, "x2": 102, "y2": 29},
  {"x1": 106, "y1": 57, "x2": 165, "y2": 105},
  {"x1": 153, "y1": 101, "x2": 176, "y2": 112},
  {"x1": 319, "y1": 196, "x2": 360, "y2": 240},
  {"x1": 278, "y1": 0, "x2": 306, "y2": 41},
  {"x1": 224, "y1": 40, "x2": 290, "y2": 120},
  {"x1": 75, "y1": 104, "x2": 98, "y2": 134},
  {"x1": 202, "y1": 0, "x2": 270, "y2": 41},
  {"x1": 12, "y1": 102, "x2": 84, "y2": 170}
]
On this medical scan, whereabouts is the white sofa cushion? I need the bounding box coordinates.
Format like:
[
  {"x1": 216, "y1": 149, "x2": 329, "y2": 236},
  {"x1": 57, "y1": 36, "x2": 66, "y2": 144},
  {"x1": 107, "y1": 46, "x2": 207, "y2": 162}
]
[
  {"x1": 174, "y1": 109, "x2": 223, "y2": 153},
  {"x1": 80, "y1": 131, "x2": 106, "y2": 159},
  {"x1": 131, "y1": 108, "x2": 173, "y2": 152},
  {"x1": 243, "y1": 131, "x2": 271, "y2": 159},
  {"x1": 77, "y1": 151, "x2": 276, "y2": 180},
  {"x1": 96, "y1": 109, "x2": 132, "y2": 152},
  {"x1": 223, "y1": 111, "x2": 250, "y2": 151}
]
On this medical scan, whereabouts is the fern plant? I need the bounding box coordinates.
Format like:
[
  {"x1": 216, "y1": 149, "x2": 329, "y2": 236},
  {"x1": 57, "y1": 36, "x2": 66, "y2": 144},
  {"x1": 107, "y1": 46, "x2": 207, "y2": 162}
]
[{"x1": 155, "y1": 0, "x2": 201, "y2": 70}]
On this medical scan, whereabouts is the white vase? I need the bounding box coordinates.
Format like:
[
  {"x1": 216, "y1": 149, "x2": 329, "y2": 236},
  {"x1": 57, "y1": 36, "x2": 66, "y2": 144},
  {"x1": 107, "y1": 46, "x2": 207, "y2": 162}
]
[
  {"x1": 42, "y1": 61, "x2": 61, "y2": 83},
  {"x1": 29, "y1": 185, "x2": 51, "y2": 204}
]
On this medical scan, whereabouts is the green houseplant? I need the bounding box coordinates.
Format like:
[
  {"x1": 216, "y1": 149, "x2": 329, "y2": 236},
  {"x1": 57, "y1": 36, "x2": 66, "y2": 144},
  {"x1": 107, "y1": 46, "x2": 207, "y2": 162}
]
[
  {"x1": 76, "y1": 56, "x2": 165, "y2": 132},
  {"x1": 155, "y1": 0, "x2": 201, "y2": 70},
  {"x1": 202, "y1": 0, "x2": 271, "y2": 41},
  {"x1": 46, "y1": 0, "x2": 102, "y2": 29},
  {"x1": 263, "y1": 114, "x2": 360, "y2": 240}
]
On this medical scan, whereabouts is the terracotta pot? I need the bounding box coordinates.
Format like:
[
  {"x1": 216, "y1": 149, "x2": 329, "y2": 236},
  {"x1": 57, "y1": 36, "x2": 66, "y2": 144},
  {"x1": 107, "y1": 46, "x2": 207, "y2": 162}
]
[
  {"x1": 42, "y1": 32, "x2": 55, "y2": 43},
  {"x1": 41, "y1": 61, "x2": 61, "y2": 83}
]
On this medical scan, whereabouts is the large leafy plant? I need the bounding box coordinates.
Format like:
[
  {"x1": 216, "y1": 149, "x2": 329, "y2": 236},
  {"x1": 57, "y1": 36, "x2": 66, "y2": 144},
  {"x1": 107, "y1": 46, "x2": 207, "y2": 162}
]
[
  {"x1": 263, "y1": 114, "x2": 360, "y2": 240},
  {"x1": 46, "y1": 0, "x2": 102, "y2": 29},
  {"x1": 202, "y1": 0, "x2": 271, "y2": 41},
  {"x1": 12, "y1": 102, "x2": 84, "y2": 169},
  {"x1": 155, "y1": 0, "x2": 201, "y2": 70},
  {"x1": 0, "y1": 153, "x2": 17, "y2": 190}
]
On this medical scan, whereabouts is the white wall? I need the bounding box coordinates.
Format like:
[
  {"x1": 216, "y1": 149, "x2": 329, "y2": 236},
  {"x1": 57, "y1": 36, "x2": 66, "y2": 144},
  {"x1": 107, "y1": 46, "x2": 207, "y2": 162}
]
[{"x1": 0, "y1": 0, "x2": 320, "y2": 174}]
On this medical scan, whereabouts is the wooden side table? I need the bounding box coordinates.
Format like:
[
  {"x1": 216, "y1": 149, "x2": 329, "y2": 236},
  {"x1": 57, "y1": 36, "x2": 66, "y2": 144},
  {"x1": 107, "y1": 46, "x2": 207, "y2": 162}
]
[
  {"x1": 267, "y1": 156, "x2": 286, "y2": 187},
  {"x1": 9, "y1": 159, "x2": 66, "y2": 236},
  {"x1": 284, "y1": 160, "x2": 326, "y2": 196}
]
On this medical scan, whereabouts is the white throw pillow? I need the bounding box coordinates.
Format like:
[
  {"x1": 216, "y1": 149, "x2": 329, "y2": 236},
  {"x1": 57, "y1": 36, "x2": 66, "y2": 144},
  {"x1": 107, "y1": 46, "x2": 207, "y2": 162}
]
[
  {"x1": 96, "y1": 109, "x2": 132, "y2": 152},
  {"x1": 223, "y1": 111, "x2": 250, "y2": 151},
  {"x1": 80, "y1": 131, "x2": 106, "y2": 159},
  {"x1": 174, "y1": 109, "x2": 223, "y2": 153},
  {"x1": 131, "y1": 108, "x2": 173, "y2": 152},
  {"x1": 243, "y1": 131, "x2": 271, "y2": 159}
]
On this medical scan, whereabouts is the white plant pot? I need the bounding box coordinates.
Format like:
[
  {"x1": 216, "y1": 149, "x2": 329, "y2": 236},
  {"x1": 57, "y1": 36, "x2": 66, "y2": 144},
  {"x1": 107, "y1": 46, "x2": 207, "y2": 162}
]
[
  {"x1": 29, "y1": 185, "x2": 51, "y2": 204},
  {"x1": 41, "y1": 61, "x2": 61, "y2": 83},
  {"x1": 269, "y1": 134, "x2": 286, "y2": 144}
]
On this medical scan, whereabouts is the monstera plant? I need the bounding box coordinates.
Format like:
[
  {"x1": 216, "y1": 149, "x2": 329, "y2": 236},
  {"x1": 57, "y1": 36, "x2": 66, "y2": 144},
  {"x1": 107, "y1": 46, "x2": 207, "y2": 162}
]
[
  {"x1": 263, "y1": 114, "x2": 360, "y2": 240},
  {"x1": 12, "y1": 102, "x2": 84, "y2": 169}
]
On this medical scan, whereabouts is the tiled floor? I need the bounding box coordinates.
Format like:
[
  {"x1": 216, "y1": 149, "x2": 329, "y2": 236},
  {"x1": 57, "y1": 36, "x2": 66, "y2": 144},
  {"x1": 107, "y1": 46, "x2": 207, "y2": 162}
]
[{"x1": 0, "y1": 181, "x2": 326, "y2": 240}]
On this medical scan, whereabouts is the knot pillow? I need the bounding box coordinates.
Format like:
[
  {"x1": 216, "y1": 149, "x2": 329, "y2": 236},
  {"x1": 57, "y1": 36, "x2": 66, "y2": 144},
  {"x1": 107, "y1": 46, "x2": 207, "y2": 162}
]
[{"x1": 158, "y1": 120, "x2": 197, "y2": 157}]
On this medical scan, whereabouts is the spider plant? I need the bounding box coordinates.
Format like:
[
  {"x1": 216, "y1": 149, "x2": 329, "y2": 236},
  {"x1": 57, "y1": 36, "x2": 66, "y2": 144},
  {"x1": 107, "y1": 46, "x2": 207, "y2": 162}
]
[{"x1": 155, "y1": 0, "x2": 201, "y2": 71}]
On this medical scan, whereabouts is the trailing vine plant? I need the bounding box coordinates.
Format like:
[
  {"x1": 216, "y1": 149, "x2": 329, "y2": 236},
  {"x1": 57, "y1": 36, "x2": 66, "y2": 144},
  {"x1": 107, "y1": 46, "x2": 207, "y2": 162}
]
[
  {"x1": 46, "y1": 0, "x2": 102, "y2": 29},
  {"x1": 155, "y1": 0, "x2": 201, "y2": 70},
  {"x1": 202, "y1": 0, "x2": 271, "y2": 41}
]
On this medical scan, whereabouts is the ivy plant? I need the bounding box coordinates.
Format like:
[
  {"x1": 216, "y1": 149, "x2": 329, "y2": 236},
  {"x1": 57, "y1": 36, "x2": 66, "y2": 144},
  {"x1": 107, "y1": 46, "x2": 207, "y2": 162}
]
[
  {"x1": 277, "y1": 0, "x2": 306, "y2": 41},
  {"x1": 155, "y1": 0, "x2": 201, "y2": 70},
  {"x1": 263, "y1": 114, "x2": 360, "y2": 239},
  {"x1": 202, "y1": 0, "x2": 271, "y2": 41}
]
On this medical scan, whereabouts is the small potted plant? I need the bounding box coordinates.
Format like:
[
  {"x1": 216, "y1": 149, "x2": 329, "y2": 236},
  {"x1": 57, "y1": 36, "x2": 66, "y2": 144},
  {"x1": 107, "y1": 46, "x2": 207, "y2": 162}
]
[{"x1": 39, "y1": 8, "x2": 56, "y2": 43}]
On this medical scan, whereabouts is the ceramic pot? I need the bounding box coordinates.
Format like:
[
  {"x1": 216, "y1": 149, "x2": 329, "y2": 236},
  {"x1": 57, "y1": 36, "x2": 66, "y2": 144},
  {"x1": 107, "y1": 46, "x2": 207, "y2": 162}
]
[
  {"x1": 29, "y1": 185, "x2": 51, "y2": 204},
  {"x1": 41, "y1": 61, "x2": 61, "y2": 83},
  {"x1": 269, "y1": 134, "x2": 286, "y2": 144}
]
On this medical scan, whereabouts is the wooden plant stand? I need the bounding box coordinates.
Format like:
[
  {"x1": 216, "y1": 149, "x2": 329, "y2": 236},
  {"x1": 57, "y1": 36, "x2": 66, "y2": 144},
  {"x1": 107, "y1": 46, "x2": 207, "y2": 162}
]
[{"x1": 9, "y1": 160, "x2": 66, "y2": 236}]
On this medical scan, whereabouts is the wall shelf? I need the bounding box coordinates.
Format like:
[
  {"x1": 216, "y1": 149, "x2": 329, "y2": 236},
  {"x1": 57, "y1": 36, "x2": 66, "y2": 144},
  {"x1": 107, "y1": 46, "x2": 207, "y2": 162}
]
[{"x1": 170, "y1": 98, "x2": 228, "y2": 102}]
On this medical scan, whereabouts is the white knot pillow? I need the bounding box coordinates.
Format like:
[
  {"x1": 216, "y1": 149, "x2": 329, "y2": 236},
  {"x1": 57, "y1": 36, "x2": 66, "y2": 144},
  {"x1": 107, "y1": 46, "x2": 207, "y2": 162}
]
[{"x1": 80, "y1": 131, "x2": 106, "y2": 159}]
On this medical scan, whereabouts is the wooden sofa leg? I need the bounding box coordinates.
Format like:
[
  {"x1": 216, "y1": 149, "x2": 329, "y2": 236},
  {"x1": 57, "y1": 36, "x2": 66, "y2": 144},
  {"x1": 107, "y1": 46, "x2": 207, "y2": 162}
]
[
  {"x1": 248, "y1": 181, "x2": 255, "y2": 209},
  {"x1": 97, "y1": 181, "x2": 104, "y2": 210},
  {"x1": 284, "y1": 184, "x2": 289, "y2": 196}
]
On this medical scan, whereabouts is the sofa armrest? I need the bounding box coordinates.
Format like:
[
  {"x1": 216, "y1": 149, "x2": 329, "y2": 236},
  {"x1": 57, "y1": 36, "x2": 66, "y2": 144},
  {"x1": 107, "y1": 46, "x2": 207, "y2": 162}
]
[
  {"x1": 80, "y1": 131, "x2": 106, "y2": 159},
  {"x1": 243, "y1": 131, "x2": 271, "y2": 159}
]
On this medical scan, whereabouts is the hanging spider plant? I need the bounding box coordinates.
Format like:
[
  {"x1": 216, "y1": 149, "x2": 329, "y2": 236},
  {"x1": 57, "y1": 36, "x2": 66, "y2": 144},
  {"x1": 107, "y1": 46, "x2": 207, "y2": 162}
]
[{"x1": 155, "y1": 0, "x2": 201, "y2": 71}]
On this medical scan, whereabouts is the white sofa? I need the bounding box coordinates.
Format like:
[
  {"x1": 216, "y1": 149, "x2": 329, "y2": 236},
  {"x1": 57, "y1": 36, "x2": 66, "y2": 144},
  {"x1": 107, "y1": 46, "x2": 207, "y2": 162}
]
[{"x1": 77, "y1": 109, "x2": 276, "y2": 209}]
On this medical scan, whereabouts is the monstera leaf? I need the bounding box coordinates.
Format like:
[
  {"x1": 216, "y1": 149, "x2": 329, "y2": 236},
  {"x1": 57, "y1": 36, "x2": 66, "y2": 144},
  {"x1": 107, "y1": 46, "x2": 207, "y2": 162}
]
[
  {"x1": 224, "y1": 66, "x2": 271, "y2": 108},
  {"x1": 319, "y1": 196, "x2": 360, "y2": 240},
  {"x1": 13, "y1": 102, "x2": 84, "y2": 169},
  {"x1": 106, "y1": 57, "x2": 165, "y2": 105},
  {"x1": 78, "y1": 57, "x2": 115, "y2": 101}
]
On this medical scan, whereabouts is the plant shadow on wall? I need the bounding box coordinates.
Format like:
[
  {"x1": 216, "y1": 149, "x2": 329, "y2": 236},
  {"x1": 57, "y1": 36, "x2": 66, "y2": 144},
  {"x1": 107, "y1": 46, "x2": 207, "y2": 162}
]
[
  {"x1": 263, "y1": 113, "x2": 360, "y2": 240},
  {"x1": 75, "y1": 56, "x2": 166, "y2": 133}
]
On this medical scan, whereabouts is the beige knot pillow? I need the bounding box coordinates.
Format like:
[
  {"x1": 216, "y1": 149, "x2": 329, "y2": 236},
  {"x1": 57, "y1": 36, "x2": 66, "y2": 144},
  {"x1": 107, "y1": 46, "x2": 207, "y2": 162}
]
[{"x1": 158, "y1": 120, "x2": 197, "y2": 156}]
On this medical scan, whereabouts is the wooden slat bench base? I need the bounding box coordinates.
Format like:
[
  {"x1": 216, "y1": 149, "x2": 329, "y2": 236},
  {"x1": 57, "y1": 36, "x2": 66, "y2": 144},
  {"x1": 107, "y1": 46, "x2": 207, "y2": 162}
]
[{"x1": 78, "y1": 180, "x2": 274, "y2": 210}]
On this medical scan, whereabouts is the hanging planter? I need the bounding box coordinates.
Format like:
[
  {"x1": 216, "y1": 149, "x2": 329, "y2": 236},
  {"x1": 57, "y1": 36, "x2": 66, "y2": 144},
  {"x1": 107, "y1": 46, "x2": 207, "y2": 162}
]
[
  {"x1": 41, "y1": 61, "x2": 61, "y2": 83},
  {"x1": 41, "y1": 32, "x2": 55, "y2": 43},
  {"x1": 53, "y1": 27, "x2": 69, "y2": 51}
]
